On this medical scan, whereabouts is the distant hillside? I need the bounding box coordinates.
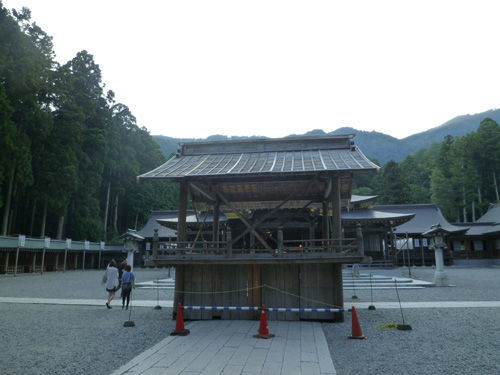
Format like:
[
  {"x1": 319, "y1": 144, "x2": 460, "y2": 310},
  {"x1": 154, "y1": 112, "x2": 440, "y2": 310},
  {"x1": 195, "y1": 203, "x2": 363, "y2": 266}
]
[
  {"x1": 153, "y1": 108, "x2": 500, "y2": 165},
  {"x1": 402, "y1": 109, "x2": 500, "y2": 153}
]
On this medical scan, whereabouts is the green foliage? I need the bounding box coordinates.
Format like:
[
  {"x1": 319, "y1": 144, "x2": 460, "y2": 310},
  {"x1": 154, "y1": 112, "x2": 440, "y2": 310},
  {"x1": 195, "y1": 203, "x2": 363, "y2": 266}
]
[
  {"x1": 350, "y1": 119, "x2": 500, "y2": 222},
  {"x1": 0, "y1": 4, "x2": 176, "y2": 241}
]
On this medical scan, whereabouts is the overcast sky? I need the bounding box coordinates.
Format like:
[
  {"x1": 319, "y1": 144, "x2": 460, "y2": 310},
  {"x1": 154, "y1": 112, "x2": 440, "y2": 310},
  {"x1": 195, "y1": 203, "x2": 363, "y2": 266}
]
[{"x1": 3, "y1": 0, "x2": 500, "y2": 139}]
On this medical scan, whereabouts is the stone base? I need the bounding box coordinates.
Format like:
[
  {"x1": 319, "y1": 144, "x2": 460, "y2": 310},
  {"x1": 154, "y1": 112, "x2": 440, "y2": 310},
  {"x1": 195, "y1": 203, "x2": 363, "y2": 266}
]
[{"x1": 433, "y1": 270, "x2": 449, "y2": 286}]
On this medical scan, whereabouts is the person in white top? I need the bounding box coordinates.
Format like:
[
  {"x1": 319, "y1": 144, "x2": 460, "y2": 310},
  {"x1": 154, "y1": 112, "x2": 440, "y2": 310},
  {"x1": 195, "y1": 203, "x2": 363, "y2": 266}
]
[{"x1": 105, "y1": 259, "x2": 120, "y2": 309}]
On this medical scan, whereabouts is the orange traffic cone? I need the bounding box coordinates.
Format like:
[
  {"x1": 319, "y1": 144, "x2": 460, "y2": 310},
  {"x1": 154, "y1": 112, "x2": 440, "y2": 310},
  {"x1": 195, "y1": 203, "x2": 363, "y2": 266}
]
[
  {"x1": 348, "y1": 306, "x2": 367, "y2": 339},
  {"x1": 253, "y1": 304, "x2": 275, "y2": 339},
  {"x1": 170, "y1": 303, "x2": 190, "y2": 336}
]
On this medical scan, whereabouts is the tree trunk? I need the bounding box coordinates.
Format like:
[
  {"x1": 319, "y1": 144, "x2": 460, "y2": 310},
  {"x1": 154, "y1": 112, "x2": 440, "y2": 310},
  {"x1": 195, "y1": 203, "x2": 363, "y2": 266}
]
[
  {"x1": 56, "y1": 215, "x2": 65, "y2": 240},
  {"x1": 134, "y1": 213, "x2": 138, "y2": 230},
  {"x1": 1, "y1": 168, "x2": 15, "y2": 236},
  {"x1": 471, "y1": 200, "x2": 475, "y2": 222},
  {"x1": 462, "y1": 186, "x2": 467, "y2": 222},
  {"x1": 29, "y1": 198, "x2": 38, "y2": 237},
  {"x1": 103, "y1": 181, "x2": 111, "y2": 237},
  {"x1": 8, "y1": 180, "x2": 19, "y2": 235},
  {"x1": 113, "y1": 194, "x2": 119, "y2": 235},
  {"x1": 40, "y1": 197, "x2": 48, "y2": 238},
  {"x1": 477, "y1": 186, "x2": 482, "y2": 203}
]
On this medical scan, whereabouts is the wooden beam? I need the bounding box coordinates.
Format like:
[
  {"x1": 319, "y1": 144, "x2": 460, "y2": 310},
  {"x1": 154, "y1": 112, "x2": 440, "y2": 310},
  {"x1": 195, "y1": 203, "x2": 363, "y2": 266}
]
[
  {"x1": 213, "y1": 198, "x2": 220, "y2": 249},
  {"x1": 216, "y1": 191, "x2": 272, "y2": 251},
  {"x1": 178, "y1": 181, "x2": 188, "y2": 244},
  {"x1": 231, "y1": 196, "x2": 293, "y2": 245},
  {"x1": 190, "y1": 182, "x2": 216, "y2": 202}
]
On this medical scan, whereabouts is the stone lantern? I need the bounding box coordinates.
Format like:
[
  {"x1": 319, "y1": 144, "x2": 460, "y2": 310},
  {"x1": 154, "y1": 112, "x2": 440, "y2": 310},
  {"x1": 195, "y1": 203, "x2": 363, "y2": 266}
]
[{"x1": 423, "y1": 224, "x2": 450, "y2": 286}]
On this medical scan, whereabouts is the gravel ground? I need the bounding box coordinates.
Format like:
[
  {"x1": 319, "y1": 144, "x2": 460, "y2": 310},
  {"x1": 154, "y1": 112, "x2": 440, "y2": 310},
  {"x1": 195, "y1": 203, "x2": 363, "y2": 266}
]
[
  {"x1": 330, "y1": 266, "x2": 500, "y2": 375},
  {"x1": 0, "y1": 266, "x2": 499, "y2": 375}
]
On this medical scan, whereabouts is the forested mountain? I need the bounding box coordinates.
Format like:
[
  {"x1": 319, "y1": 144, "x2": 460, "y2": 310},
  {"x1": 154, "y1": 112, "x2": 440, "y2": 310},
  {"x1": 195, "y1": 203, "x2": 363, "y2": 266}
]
[
  {"x1": 154, "y1": 108, "x2": 500, "y2": 165},
  {"x1": 0, "y1": 5, "x2": 177, "y2": 241}
]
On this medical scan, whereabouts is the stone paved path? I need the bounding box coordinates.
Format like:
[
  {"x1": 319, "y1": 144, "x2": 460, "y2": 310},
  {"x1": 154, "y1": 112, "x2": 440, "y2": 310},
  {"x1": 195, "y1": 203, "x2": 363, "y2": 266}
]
[{"x1": 110, "y1": 320, "x2": 336, "y2": 375}]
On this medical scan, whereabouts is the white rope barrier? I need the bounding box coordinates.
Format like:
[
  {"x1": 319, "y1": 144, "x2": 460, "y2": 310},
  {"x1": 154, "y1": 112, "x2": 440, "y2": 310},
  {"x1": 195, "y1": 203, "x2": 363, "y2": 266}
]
[{"x1": 183, "y1": 306, "x2": 344, "y2": 312}]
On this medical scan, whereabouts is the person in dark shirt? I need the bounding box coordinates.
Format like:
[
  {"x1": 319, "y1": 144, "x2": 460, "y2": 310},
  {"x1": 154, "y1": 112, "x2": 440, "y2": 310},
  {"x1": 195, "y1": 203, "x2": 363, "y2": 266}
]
[{"x1": 121, "y1": 264, "x2": 135, "y2": 309}]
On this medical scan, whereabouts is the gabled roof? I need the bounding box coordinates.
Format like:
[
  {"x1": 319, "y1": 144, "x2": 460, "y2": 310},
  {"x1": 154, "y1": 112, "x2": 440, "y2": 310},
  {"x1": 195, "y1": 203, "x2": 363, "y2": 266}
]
[
  {"x1": 374, "y1": 204, "x2": 465, "y2": 234},
  {"x1": 476, "y1": 203, "x2": 500, "y2": 224},
  {"x1": 454, "y1": 222, "x2": 500, "y2": 237},
  {"x1": 120, "y1": 230, "x2": 145, "y2": 241},
  {"x1": 342, "y1": 209, "x2": 415, "y2": 225},
  {"x1": 137, "y1": 135, "x2": 379, "y2": 181},
  {"x1": 136, "y1": 211, "x2": 178, "y2": 239},
  {"x1": 350, "y1": 195, "x2": 378, "y2": 204},
  {"x1": 156, "y1": 212, "x2": 227, "y2": 228}
]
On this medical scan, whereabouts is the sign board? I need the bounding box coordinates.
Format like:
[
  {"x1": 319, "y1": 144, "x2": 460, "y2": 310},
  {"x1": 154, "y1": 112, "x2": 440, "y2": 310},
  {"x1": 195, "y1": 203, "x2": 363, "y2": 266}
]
[
  {"x1": 66, "y1": 238, "x2": 72, "y2": 249},
  {"x1": 18, "y1": 235, "x2": 26, "y2": 247},
  {"x1": 100, "y1": 241, "x2": 105, "y2": 250},
  {"x1": 44, "y1": 237, "x2": 51, "y2": 248},
  {"x1": 396, "y1": 238, "x2": 414, "y2": 250},
  {"x1": 146, "y1": 242, "x2": 151, "y2": 251},
  {"x1": 84, "y1": 240, "x2": 90, "y2": 250}
]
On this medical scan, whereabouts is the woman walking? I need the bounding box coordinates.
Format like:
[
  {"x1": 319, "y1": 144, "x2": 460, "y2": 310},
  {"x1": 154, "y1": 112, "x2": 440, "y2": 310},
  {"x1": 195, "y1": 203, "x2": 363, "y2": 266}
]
[
  {"x1": 121, "y1": 264, "x2": 135, "y2": 310},
  {"x1": 105, "y1": 259, "x2": 120, "y2": 309}
]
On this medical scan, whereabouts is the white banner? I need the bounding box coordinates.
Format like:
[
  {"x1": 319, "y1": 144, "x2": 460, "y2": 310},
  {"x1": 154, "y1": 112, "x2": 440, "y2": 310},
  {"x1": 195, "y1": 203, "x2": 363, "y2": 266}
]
[
  {"x1": 44, "y1": 237, "x2": 51, "y2": 248},
  {"x1": 66, "y1": 238, "x2": 72, "y2": 249},
  {"x1": 18, "y1": 235, "x2": 26, "y2": 247},
  {"x1": 84, "y1": 240, "x2": 90, "y2": 250}
]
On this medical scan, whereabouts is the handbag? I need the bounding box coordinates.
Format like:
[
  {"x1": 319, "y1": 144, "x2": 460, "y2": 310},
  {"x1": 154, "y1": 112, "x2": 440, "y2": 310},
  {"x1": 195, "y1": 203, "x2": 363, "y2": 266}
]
[{"x1": 122, "y1": 282, "x2": 132, "y2": 293}]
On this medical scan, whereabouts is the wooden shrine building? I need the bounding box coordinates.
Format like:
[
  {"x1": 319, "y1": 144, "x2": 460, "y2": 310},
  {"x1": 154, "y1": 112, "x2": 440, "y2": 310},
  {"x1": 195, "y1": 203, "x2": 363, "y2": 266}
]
[{"x1": 137, "y1": 135, "x2": 379, "y2": 321}]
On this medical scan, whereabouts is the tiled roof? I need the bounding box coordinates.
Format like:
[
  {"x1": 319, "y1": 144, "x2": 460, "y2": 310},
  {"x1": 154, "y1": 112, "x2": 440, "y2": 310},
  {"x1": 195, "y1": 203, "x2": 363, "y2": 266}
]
[
  {"x1": 138, "y1": 135, "x2": 379, "y2": 180},
  {"x1": 374, "y1": 204, "x2": 465, "y2": 234},
  {"x1": 476, "y1": 203, "x2": 500, "y2": 224}
]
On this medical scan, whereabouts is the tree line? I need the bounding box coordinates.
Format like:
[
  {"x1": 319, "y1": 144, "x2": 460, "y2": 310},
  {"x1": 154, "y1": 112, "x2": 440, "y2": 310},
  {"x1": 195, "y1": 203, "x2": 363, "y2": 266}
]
[
  {"x1": 0, "y1": 5, "x2": 178, "y2": 242},
  {"x1": 354, "y1": 118, "x2": 500, "y2": 222}
]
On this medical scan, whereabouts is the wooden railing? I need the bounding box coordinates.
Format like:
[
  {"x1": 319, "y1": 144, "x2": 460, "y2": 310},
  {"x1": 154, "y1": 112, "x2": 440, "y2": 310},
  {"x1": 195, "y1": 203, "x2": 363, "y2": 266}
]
[{"x1": 150, "y1": 237, "x2": 361, "y2": 261}]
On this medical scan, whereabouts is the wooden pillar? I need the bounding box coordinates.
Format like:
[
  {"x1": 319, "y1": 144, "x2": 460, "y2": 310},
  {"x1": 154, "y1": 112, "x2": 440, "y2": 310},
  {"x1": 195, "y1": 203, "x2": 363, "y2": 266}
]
[
  {"x1": 55, "y1": 253, "x2": 59, "y2": 271},
  {"x1": 32, "y1": 252, "x2": 37, "y2": 272},
  {"x1": 63, "y1": 248, "x2": 68, "y2": 272},
  {"x1": 178, "y1": 181, "x2": 188, "y2": 246},
  {"x1": 309, "y1": 221, "x2": 315, "y2": 249},
  {"x1": 277, "y1": 227, "x2": 284, "y2": 254},
  {"x1": 333, "y1": 263, "x2": 344, "y2": 322},
  {"x1": 41, "y1": 248, "x2": 46, "y2": 275},
  {"x1": 226, "y1": 227, "x2": 232, "y2": 258},
  {"x1": 173, "y1": 265, "x2": 185, "y2": 319},
  {"x1": 331, "y1": 176, "x2": 341, "y2": 241},
  {"x1": 356, "y1": 222, "x2": 364, "y2": 257},
  {"x1": 14, "y1": 247, "x2": 19, "y2": 276},
  {"x1": 322, "y1": 201, "x2": 329, "y2": 248},
  {"x1": 250, "y1": 232, "x2": 255, "y2": 253},
  {"x1": 213, "y1": 198, "x2": 220, "y2": 249},
  {"x1": 152, "y1": 229, "x2": 158, "y2": 258},
  {"x1": 4, "y1": 252, "x2": 9, "y2": 273},
  {"x1": 389, "y1": 225, "x2": 396, "y2": 267},
  {"x1": 74, "y1": 253, "x2": 78, "y2": 270},
  {"x1": 98, "y1": 250, "x2": 102, "y2": 269},
  {"x1": 82, "y1": 250, "x2": 86, "y2": 271}
]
